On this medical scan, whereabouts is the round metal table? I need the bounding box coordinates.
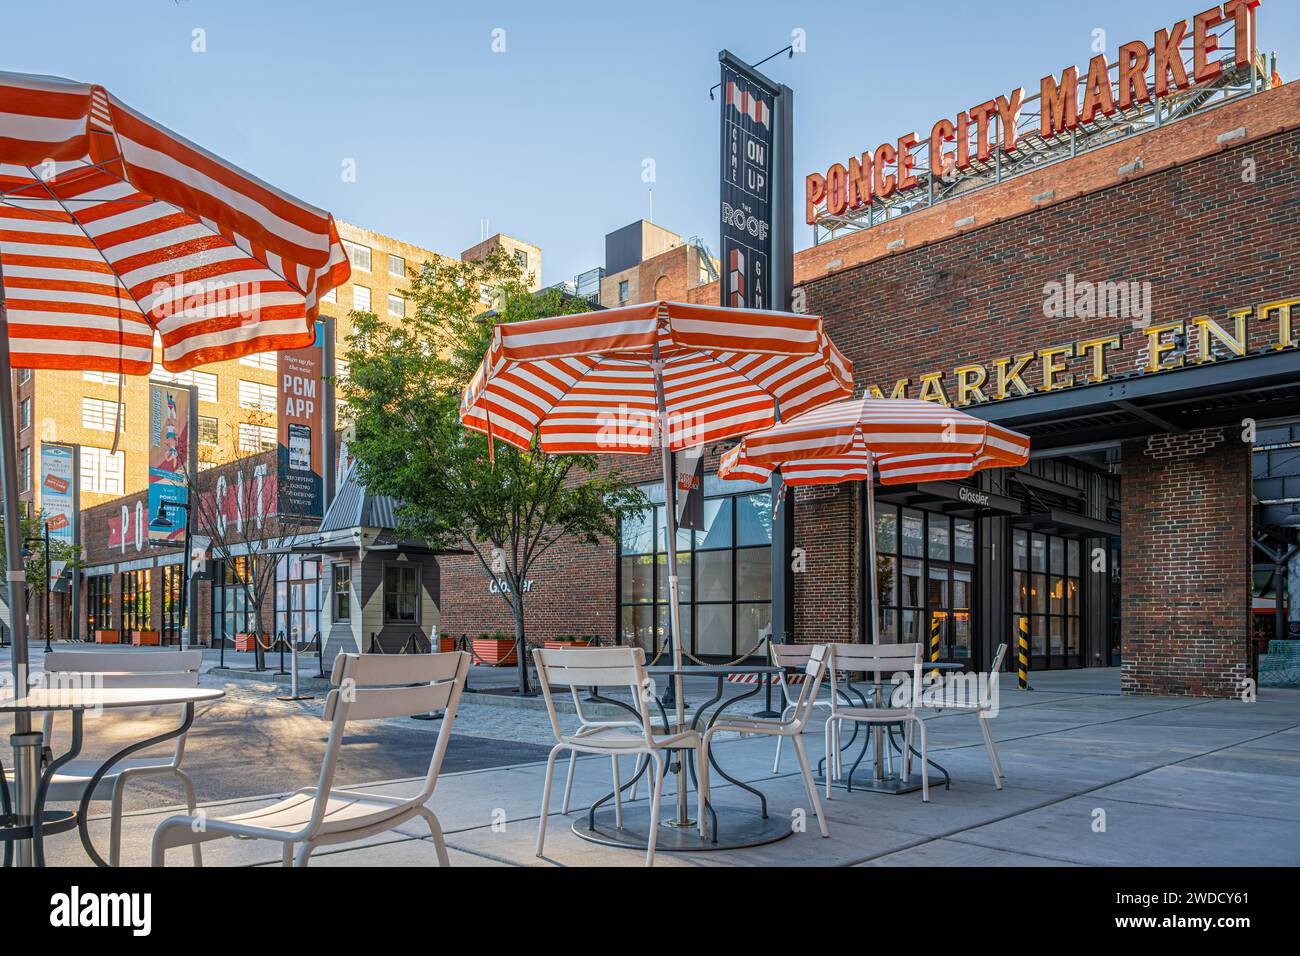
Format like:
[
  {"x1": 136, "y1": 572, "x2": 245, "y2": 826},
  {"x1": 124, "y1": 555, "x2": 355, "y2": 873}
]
[
  {"x1": 573, "y1": 663, "x2": 794, "y2": 852},
  {"x1": 819, "y1": 661, "x2": 965, "y2": 795},
  {"x1": 1, "y1": 685, "x2": 225, "y2": 867}
]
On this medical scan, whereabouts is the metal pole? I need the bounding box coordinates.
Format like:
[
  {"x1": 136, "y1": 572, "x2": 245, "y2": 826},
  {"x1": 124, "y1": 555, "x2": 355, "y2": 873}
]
[
  {"x1": 178, "y1": 502, "x2": 191, "y2": 649},
  {"x1": 863, "y1": 454, "x2": 887, "y2": 784},
  {"x1": 70, "y1": 443, "x2": 81, "y2": 641},
  {"x1": 651, "y1": 345, "x2": 691, "y2": 829},
  {"x1": 42, "y1": 522, "x2": 50, "y2": 652},
  {"x1": 1, "y1": 257, "x2": 36, "y2": 866},
  {"x1": 184, "y1": 383, "x2": 198, "y2": 649}
]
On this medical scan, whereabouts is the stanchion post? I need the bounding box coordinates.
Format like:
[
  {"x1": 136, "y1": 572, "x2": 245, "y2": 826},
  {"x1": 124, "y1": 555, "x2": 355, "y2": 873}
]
[
  {"x1": 1017, "y1": 615, "x2": 1032, "y2": 691},
  {"x1": 928, "y1": 613, "x2": 942, "y2": 680}
]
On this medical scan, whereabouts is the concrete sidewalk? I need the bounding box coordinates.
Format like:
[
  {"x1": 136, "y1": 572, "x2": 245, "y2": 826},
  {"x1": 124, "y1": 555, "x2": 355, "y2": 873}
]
[{"x1": 35, "y1": 669, "x2": 1300, "y2": 867}]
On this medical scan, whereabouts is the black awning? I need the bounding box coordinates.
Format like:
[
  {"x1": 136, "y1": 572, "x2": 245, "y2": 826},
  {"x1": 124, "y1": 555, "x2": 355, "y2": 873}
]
[{"x1": 1011, "y1": 507, "x2": 1120, "y2": 537}]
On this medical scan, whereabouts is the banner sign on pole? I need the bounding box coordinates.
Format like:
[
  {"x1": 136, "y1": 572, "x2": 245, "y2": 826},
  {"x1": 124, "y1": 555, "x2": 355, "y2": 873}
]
[
  {"x1": 277, "y1": 320, "x2": 325, "y2": 519},
  {"x1": 48, "y1": 559, "x2": 68, "y2": 593},
  {"x1": 39, "y1": 444, "x2": 75, "y2": 544},
  {"x1": 188, "y1": 534, "x2": 211, "y2": 578},
  {"x1": 148, "y1": 385, "x2": 190, "y2": 544},
  {"x1": 673, "y1": 447, "x2": 705, "y2": 531},
  {"x1": 719, "y1": 56, "x2": 776, "y2": 311}
]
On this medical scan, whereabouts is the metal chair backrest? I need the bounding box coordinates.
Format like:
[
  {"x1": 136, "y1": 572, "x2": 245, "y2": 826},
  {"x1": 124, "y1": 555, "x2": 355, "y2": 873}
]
[
  {"x1": 534, "y1": 646, "x2": 656, "y2": 747},
  {"x1": 39, "y1": 650, "x2": 204, "y2": 754},
  {"x1": 320, "y1": 651, "x2": 469, "y2": 812},
  {"x1": 781, "y1": 644, "x2": 830, "y2": 730},
  {"x1": 768, "y1": 640, "x2": 821, "y2": 707},
  {"x1": 827, "y1": 643, "x2": 923, "y2": 712},
  {"x1": 986, "y1": 643, "x2": 1008, "y2": 702}
]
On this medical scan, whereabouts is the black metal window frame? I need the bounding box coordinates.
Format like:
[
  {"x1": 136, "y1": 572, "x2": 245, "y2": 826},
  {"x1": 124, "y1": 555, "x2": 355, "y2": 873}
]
[
  {"x1": 617, "y1": 477, "x2": 773, "y2": 662},
  {"x1": 160, "y1": 563, "x2": 182, "y2": 645},
  {"x1": 120, "y1": 568, "x2": 151, "y2": 635},
  {"x1": 276, "y1": 554, "x2": 321, "y2": 643},
  {"x1": 1011, "y1": 528, "x2": 1083, "y2": 670},
  {"x1": 86, "y1": 573, "x2": 113, "y2": 634},
  {"x1": 211, "y1": 556, "x2": 257, "y2": 643},
  {"x1": 874, "y1": 503, "x2": 978, "y2": 663}
]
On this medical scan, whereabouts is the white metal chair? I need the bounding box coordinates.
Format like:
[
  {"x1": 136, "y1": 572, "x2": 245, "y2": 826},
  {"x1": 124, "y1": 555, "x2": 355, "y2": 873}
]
[
  {"x1": 922, "y1": 643, "x2": 1007, "y2": 789},
  {"x1": 534, "y1": 646, "x2": 708, "y2": 867},
  {"x1": 559, "y1": 689, "x2": 653, "y2": 816},
  {"x1": 702, "y1": 643, "x2": 831, "y2": 837},
  {"x1": 5, "y1": 649, "x2": 205, "y2": 867},
  {"x1": 824, "y1": 642, "x2": 932, "y2": 801},
  {"x1": 152, "y1": 651, "x2": 469, "y2": 867},
  {"x1": 768, "y1": 639, "x2": 852, "y2": 774}
]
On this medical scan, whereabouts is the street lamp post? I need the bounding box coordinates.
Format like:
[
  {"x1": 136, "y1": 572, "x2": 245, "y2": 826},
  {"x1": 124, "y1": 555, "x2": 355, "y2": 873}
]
[
  {"x1": 23, "y1": 522, "x2": 51, "y2": 653},
  {"x1": 154, "y1": 500, "x2": 191, "y2": 650}
]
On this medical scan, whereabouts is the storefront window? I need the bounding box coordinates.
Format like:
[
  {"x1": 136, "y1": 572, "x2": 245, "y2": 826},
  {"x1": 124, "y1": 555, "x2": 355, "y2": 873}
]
[
  {"x1": 332, "y1": 564, "x2": 351, "y2": 621},
  {"x1": 212, "y1": 556, "x2": 257, "y2": 643},
  {"x1": 276, "y1": 555, "x2": 321, "y2": 644},
  {"x1": 876, "y1": 504, "x2": 977, "y2": 661},
  {"x1": 86, "y1": 574, "x2": 113, "y2": 634},
  {"x1": 619, "y1": 476, "x2": 772, "y2": 661},
  {"x1": 120, "y1": 569, "x2": 150, "y2": 635},
  {"x1": 161, "y1": 564, "x2": 183, "y2": 644},
  {"x1": 1012, "y1": 528, "x2": 1083, "y2": 668}
]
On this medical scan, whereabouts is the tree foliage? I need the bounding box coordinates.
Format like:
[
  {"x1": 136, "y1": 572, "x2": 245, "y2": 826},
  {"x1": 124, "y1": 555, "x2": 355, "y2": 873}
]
[{"x1": 341, "y1": 249, "x2": 645, "y2": 692}]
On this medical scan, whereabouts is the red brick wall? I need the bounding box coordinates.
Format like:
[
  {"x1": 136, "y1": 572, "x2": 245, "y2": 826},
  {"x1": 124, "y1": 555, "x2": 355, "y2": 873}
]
[{"x1": 1120, "y1": 428, "x2": 1252, "y2": 697}]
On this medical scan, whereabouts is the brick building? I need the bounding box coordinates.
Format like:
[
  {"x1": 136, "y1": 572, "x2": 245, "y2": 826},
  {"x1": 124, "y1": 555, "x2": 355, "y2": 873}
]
[{"x1": 440, "y1": 51, "x2": 1299, "y2": 698}]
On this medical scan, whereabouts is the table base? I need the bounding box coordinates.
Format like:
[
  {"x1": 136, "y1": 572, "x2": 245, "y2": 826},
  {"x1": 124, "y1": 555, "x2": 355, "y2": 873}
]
[
  {"x1": 573, "y1": 805, "x2": 792, "y2": 852},
  {"x1": 817, "y1": 771, "x2": 924, "y2": 795}
]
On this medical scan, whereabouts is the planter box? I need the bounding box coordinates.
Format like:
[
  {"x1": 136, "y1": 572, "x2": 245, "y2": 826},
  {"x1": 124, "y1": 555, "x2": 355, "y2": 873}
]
[
  {"x1": 93, "y1": 629, "x2": 119, "y2": 645},
  {"x1": 132, "y1": 630, "x2": 161, "y2": 647},
  {"x1": 543, "y1": 638, "x2": 597, "y2": 650},
  {"x1": 472, "y1": 638, "x2": 517, "y2": 667},
  {"x1": 438, "y1": 636, "x2": 458, "y2": 653},
  {"x1": 234, "y1": 633, "x2": 264, "y2": 653}
]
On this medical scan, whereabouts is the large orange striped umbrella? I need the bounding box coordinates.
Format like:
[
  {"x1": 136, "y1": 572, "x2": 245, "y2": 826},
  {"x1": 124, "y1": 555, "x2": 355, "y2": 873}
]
[
  {"x1": 719, "y1": 398, "x2": 1030, "y2": 643},
  {"x1": 0, "y1": 71, "x2": 349, "y2": 371},
  {"x1": 0, "y1": 71, "x2": 349, "y2": 780},
  {"x1": 459, "y1": 300, "x2": 854, "y2": 713}
]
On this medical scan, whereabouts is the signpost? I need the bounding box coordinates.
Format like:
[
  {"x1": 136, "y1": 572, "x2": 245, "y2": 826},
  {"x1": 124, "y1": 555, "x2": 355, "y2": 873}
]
[
  {"x1": 147, "y1": 384, "x2": 190, "y2": 545},
  {"x1": 720, "y1": 50, "x2": 795, "y2": 715}
]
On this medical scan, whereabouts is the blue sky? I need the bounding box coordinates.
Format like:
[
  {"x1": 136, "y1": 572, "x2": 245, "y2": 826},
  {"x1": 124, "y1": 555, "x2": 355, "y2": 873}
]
[{"x1": 4, "y1": 0, "x2": 1297, "y2": 285}]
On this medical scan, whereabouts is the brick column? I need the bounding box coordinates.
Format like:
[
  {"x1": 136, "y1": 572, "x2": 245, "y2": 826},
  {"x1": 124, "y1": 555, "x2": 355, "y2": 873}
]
[{"x1": 1120, "y1": 427, "x2": 1251, "y2": 697}]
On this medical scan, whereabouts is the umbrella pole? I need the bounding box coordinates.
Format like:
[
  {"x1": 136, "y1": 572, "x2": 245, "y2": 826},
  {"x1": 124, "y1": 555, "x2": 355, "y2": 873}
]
[
  {"x1": 0, "y1": 261, "x2": 37, "y2": 866},
  {"x1": 652, "y1": 357, "x2": 691, "y2": 828},
  {"x1": 863, "y1": 453, "x2": 889, "y2": 784}
]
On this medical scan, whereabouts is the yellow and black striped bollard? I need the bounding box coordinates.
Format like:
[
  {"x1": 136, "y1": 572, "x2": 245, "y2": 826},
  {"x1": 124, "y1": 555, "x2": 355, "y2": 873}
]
[
  {"x1": 1017, "y1": 616, "x2": 1032, "y2": 691},
  {"x1": 929, "y1": 614, "x2": 942, "y2": 680}
]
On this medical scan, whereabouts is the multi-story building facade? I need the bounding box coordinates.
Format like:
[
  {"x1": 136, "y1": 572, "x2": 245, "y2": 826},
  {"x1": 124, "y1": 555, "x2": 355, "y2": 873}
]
[{"x1": 597, "y1": 220, "x2": 718, "y2": 308}]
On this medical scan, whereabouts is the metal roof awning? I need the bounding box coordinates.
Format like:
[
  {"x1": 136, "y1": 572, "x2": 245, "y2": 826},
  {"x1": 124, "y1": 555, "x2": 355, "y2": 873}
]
[
  {"x1": 966, "y1": 349, "x2": 1300, "y2": 450},
  {"x1": 1011, "y1": 508, "x2": 1121, "y2": 537},
  {"x1": 876, "y1": 480, "x2": 1024, "y2": 516}
]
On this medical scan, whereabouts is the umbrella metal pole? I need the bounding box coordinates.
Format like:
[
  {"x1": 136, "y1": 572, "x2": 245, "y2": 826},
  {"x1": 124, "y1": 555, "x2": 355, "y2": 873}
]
[
  {"x1": 651, "y1": 355, "x2": 691, "y2": 828},
  {"x1": 863, "y1": 455, "x2": 887, "y2": 783},
  {"x1": 0, "y1": 261, "x2": 36, "y2": 866}
]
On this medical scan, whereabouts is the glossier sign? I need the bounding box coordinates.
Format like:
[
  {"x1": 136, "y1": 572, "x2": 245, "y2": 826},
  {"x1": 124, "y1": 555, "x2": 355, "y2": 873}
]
[{"x1": 805, "y1": 0, "x2": 1261, "y2": 224}]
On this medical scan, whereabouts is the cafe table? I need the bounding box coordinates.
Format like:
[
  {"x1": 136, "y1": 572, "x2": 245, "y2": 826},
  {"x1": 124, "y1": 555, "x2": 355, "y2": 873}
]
[
  {"x1": 573, "y1": 663, "x2": 792, "y2": 852},
  {"x1": 820, "y1": 660, "x2": 965, "y2": 795},
  {"x1": 0, "y1": 685, "x2": 224, "y2": 867}
]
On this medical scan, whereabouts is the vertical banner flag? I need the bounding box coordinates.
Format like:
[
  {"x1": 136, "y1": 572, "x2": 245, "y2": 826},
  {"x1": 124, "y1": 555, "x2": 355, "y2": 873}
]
[
  {"x1": 189, "y1": 534, "x2": 211, "y2": 578},
  {"x1": 673, "y1": 446, "x2": 705, "y2": 531},
  {"x1": 278, "y1": 320, "x2": 325, "y2": 518},
  {"x1": 720, "y1": 59, "x2": 776, "y2": 310},
  {"x1": 39, "y1": 444, "x2": 75, "y2": 544},
  {"x1": 148, "y1": 384, "x2": 190, "y2": 543}
]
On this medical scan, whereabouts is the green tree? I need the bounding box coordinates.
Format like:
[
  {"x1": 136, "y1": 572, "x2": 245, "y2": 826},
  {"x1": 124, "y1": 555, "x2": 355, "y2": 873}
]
[
  {"x1": 0, "y1": 511, "x2": 83, "y2": 642},
  {"x1": 341, "y1": 249, "x2": 645, "y2": 693}
]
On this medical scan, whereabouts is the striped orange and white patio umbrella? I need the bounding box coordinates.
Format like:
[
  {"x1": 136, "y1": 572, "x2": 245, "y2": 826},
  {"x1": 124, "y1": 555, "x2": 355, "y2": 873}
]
[
  {"x1": 0, "y1": 70, "x2": 350, "y2": 764},
  {"x1": 459, "y1": 300, "x2": 854, "y2": 714},
  {"x1": 719, "y1": 397, "x2": 1030, "y2": 643}
]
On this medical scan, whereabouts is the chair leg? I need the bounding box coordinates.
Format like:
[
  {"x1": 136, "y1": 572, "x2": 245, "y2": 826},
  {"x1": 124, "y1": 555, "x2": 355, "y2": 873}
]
[
  {"x1": 791, "y1": 735, "x2": 829, "y2": 838},
  {"x1": 416, "y1": 805, "x2": 451, "y2": 866},
  {"x1": 611, "y1": 756, "x2": 623, "y2": 829},
  {"x1": 645, "y1": 751, "x2": 664, "y2": 868},
  {"x1": 823, "y1": 718, "x2": 835, "y2": 800},
  {"x1": 630, "y1": 754, "x2": 643, "y2": 801},
  {"x1": 979, "y1": 716, "x2": 1004, "y2": 789},
  {"x1": 561, "y1": 750, "x2": 578, "y2": 814},
  {"x1": 697, "y1": 739, "x2": 712, "y2": 841},
  {"x1": 176, "y1": 769, "x2": 203, "y2": 867},
  {"x1": 915, "y1": 719, "x2": 929, "y2": 803},
  {"x1": 109, "y1": 775, "x2": 128, "y2": 868},
  {"x1": 535, "y1": 744, "x2": 563, "y2": 858},
  {"x1": 282, "y1": 843, "x2": 294, "y2": 867},
  {"x1": 293, "y1": 842, "x2": 313, "y2": 867},
  {"x1": 772, "y1": 704, "x2": 795, "y2": 773},
  {"x1": 903, "y1": 721, "x2": 914, "y2": 778}
]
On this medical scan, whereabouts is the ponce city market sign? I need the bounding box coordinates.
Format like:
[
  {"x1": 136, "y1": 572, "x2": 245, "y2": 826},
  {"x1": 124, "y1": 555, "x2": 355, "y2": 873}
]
[{"x1": 805, "y1": 0, "x2": 1261, "y2": 223}]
